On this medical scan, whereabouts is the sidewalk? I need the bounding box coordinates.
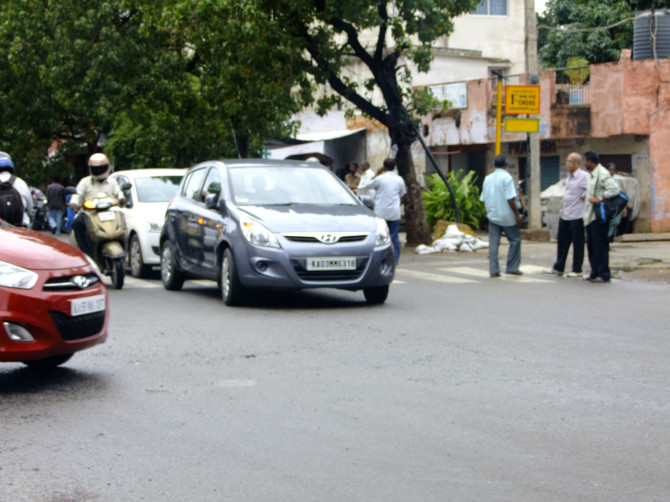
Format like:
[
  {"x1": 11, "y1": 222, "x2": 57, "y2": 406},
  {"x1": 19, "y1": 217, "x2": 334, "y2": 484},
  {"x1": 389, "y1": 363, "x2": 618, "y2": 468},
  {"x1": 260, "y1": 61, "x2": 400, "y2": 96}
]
[{"x1": 400, "y1": 232, "x2": 670, "y2": 282}]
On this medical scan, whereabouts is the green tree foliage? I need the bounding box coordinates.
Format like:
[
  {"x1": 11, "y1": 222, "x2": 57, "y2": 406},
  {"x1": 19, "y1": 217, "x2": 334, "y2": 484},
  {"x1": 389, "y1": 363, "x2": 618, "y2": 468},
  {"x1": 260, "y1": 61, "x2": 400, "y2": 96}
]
[
  {"x1": 423, "y1": 170, "x2": 486, "y2": 230},
  {"x1": 261, "y1": 0, "x2": 477, "y2": 246},
  {"x1": 538, "y1": 0, "x2": 670, "y2": 67},
  {"x1": 0, "y1": 0, "x2": 307, "y2": 182}
]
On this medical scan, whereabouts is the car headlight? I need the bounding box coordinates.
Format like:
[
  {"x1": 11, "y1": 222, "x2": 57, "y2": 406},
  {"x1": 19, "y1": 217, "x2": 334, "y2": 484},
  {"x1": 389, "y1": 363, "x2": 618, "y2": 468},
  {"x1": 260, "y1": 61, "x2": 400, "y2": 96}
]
[
  {"x1": 240, "y1": 217, "x2": 281, "y2": 249},
  {"x1": 0, "y1": 260, "x2": 39, "y2": 289},
  {"x1": 375, "y1": 218, "x2": 391, "y2": 248}
]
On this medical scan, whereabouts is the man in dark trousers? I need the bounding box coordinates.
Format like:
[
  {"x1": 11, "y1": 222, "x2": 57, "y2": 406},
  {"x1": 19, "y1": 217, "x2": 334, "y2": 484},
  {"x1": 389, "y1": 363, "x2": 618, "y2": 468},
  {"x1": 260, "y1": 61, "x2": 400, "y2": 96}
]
[
  {"x1": 583, "y1": 150, "x2": 620, "y2": 283},
  {"x1": 551, "y1": 152, "x2": 589, "y2": 277},
  {"x1": 46, "y1": 175, "x2": 66, "y2": 235}
]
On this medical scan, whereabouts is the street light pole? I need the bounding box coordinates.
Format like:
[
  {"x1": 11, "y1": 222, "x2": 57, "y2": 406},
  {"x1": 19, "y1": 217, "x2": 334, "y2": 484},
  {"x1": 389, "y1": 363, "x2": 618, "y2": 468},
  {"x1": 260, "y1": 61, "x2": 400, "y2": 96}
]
[{"x1": 525, "y1": 0, "x2": 542, "y2": 231}]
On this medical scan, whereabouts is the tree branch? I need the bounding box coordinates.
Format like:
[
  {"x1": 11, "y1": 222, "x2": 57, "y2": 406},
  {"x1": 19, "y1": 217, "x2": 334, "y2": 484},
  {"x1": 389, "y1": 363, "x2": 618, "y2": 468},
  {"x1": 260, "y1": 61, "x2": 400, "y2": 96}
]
[{"x1": 294, "y1": 21, "x2": 389, "y2": 126}]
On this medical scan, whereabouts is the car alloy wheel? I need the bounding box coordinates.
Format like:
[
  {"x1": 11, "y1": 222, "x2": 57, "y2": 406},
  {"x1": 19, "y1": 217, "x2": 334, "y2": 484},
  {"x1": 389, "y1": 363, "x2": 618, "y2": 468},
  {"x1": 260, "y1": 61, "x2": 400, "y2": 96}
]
[
  {"x1": 129, "y1": 234, "x2": 150, "y2": 278},
  {"x1": 220, "y1": 248, "x2": 244, "y2": 306},
  {"x1": 161, "y1": 241, "x2": 185, "y2": 291}
]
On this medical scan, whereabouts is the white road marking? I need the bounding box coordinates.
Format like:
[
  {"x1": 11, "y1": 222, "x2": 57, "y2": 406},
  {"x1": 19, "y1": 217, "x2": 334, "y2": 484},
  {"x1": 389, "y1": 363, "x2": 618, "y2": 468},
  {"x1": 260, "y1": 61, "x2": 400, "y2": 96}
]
[{"x1": 395, "y1": 269, "x2": 477, "y2": 283}]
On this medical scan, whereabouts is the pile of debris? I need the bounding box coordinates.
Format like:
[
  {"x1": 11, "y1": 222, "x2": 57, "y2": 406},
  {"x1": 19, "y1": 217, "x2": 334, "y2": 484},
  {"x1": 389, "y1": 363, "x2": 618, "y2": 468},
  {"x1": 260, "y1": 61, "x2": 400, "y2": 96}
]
[{"x1": 415, "y1": 223, "x2": 488, "y2": 254}]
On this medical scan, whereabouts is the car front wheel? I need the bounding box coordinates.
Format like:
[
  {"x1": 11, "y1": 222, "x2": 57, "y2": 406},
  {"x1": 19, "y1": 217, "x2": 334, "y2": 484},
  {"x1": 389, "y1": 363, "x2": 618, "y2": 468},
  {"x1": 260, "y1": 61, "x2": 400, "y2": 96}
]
[
  {"x1": 363, "y1": 285, "x2": 389, "y2": 305},
  {"x1": 161, "y1": 241, "x2": 185, "y2": 291},
  {"x1": 129, "y1": 234, "x2": 150, "y2": 278},
  {"x1": 220, "y1": 248, "x2": 244, "y2": 306}
]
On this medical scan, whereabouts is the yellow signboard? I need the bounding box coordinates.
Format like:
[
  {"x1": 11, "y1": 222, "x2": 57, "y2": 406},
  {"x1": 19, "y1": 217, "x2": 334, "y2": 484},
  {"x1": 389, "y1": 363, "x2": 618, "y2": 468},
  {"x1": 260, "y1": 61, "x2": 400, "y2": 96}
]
[
  {"x1": 505, "y1": 118, "x2": 540, "y2": 133},
  {"x1": 505, "y1": 85, "x2": 541, "y2": 114}
]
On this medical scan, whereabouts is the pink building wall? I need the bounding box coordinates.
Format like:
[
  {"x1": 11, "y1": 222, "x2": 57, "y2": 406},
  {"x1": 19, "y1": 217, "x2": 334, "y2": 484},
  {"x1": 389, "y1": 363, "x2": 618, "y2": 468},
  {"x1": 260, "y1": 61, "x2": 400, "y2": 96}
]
[{"x1": 434, "y1": 58, "x2": 670, "y2": 232}]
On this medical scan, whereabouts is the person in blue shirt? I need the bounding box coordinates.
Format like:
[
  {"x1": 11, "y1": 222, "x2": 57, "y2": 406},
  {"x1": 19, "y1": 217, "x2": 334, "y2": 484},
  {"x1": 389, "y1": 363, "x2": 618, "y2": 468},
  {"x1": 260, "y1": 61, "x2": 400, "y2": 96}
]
[{"x1": 480, "y1": 155, "x2": 523, "y2": 277}]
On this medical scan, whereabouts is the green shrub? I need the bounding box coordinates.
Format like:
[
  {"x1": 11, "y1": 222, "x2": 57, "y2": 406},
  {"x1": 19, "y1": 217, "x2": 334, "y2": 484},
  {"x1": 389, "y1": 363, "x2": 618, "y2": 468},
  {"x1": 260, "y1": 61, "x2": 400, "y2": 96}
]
[{"x1": 423, "y1": 169, "x2": 487, "y2": 230}]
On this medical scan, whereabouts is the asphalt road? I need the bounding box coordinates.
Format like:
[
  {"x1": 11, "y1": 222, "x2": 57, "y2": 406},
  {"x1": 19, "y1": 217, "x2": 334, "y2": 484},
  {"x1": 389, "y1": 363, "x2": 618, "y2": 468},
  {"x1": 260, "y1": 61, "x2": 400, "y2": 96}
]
[{"x1": 1, "y1": 252, "x2": 669, "y2": 502}]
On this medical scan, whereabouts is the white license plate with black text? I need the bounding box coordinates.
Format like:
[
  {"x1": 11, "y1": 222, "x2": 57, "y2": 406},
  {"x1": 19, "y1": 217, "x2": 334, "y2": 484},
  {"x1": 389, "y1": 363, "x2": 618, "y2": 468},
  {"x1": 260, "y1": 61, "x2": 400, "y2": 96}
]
[
  {"x1": 98, "y1": 211, "x2": 115, "y2": 221},
  {"x1": 70, "y1": 294, "x2": 106, "y2": 316},
  {"x1": 306, "y1": 257, "x2": 356, "y2": 271}
]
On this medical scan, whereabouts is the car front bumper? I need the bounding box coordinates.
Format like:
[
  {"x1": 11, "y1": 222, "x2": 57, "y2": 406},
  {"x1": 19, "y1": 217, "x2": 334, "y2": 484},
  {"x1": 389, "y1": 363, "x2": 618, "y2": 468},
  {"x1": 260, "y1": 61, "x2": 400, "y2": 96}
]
[
  {"x1": 0, "y1": 269, "x2": 109, "y2": 363},
  {"x1": 232, "y1": 241, "x2": 396, "y2": 290}
]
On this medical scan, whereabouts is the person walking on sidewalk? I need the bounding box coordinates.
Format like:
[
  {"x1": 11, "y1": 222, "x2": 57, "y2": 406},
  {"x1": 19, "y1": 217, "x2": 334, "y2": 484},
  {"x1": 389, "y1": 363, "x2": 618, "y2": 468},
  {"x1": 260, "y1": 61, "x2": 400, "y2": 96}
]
[
  {"x1": 583, "y1": 150, "x2": 621, "y2": 283},
  {"x1": 480, "y1": 155, "x2": 523, "y2": 277},
  {"x1": 551, "y1": 152, "x2": 589, "y2": 277}
]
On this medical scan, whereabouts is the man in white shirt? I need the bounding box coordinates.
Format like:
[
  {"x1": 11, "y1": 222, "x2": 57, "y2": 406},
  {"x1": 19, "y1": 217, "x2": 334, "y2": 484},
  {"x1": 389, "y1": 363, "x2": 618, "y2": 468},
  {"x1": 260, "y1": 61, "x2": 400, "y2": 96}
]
[
  {"x1": 356, "y1": 160, "x2": 375, "y2": 200},
  {"x1": 358, "y1": 158, "x2": 407, "y2": 263},
  {"x1": 551, "y1": 152, "x2": 589, "y2": 277}
]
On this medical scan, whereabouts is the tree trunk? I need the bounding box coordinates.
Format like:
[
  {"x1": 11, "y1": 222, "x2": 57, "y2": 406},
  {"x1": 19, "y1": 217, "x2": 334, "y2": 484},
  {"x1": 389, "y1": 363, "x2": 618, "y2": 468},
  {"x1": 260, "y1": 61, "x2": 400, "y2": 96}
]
[{"x1": 394, "y1": 139, "x2": 433, "y2": 248}]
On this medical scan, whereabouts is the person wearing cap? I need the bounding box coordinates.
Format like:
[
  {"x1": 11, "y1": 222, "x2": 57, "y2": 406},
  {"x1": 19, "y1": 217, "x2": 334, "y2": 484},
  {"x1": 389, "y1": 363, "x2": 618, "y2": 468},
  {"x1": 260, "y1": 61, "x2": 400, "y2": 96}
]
[
  {"x1": 70, "y1": 153, "x2": 125, "y2": 257},
  {"x1": 479, "y1": 154, "x2": 523, "y2": 277},
  {"x1": 0, "y1": 151, "x2": 33, "y2": 226}
]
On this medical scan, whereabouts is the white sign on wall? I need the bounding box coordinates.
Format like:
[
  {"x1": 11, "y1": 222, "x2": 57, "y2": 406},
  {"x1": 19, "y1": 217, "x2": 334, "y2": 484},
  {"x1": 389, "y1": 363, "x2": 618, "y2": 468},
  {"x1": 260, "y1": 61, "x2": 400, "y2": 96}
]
[{"x1": 428, "y1": 82, "x2": 468, "y2": 109}]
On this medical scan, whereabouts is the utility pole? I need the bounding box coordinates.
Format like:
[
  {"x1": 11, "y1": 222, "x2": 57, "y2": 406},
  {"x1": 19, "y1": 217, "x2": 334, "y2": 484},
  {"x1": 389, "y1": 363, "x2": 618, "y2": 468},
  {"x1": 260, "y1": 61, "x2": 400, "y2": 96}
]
[{"x1": 525, "y1": 0, "x2": 542, "y2": 231}]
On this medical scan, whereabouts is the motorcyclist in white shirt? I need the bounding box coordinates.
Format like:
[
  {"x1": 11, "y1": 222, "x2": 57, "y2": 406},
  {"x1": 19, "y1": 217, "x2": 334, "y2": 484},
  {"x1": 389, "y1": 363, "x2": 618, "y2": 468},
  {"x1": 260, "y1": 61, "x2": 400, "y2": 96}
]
[{"x1": 69, "y1": 153, "x2": 125, "y2": 257}]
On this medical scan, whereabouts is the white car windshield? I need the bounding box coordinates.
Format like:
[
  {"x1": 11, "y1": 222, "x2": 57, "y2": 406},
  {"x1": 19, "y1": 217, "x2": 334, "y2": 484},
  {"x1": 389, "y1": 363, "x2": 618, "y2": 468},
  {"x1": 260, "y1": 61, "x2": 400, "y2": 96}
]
[
  {"x1": 229, "y1": 167, "x2": 359, "y2": 206},
  {"x1": 135, "y1": 176, "x2": 183, "y2": 203}
]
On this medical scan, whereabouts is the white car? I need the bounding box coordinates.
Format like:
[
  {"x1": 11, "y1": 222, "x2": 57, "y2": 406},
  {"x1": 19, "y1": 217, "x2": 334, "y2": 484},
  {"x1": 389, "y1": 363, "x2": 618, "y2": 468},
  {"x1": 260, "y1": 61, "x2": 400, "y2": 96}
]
[{"x1": 110, "y1": 168, "x2": 186, "y2": 277}]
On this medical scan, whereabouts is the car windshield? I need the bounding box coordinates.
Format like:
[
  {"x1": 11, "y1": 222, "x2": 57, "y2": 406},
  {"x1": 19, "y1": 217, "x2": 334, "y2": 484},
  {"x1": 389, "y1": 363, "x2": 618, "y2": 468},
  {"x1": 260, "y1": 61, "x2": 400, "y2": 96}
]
[
  {"x1": 134, "y1": 176, "x2": 183, "y2": 203},
  {"x1": 228, "y1": 166, "x2": 359, "y2": 206}
]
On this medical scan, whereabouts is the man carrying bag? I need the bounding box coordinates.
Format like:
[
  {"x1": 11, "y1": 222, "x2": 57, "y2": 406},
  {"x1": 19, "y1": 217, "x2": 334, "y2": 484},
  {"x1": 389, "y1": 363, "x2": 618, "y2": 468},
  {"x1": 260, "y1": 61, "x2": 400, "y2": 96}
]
[{"x1": 583, "y1": 150, "x2": 621, "y2": 283}]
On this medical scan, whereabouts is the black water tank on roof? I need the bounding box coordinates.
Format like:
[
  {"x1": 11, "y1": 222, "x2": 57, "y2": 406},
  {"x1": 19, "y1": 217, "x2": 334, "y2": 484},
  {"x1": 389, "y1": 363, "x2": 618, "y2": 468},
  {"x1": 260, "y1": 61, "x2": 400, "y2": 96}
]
[{"x1": 634, "y1": 9, "x2": 670, "y2": 60}]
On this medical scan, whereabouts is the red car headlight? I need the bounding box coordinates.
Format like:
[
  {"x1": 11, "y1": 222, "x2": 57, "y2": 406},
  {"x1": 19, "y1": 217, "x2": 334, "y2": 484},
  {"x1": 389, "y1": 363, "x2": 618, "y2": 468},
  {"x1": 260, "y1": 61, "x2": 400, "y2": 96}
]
[{"x1": 0, "y1": 260, "x2": 39, "y2": 289}]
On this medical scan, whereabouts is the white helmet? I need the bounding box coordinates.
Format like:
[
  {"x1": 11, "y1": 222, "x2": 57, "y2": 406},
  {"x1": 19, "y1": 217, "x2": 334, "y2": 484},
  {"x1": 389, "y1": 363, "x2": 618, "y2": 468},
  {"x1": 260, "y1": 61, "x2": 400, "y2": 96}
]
[{"x1": 88, "y1": 153, "x2": 111, "y2": 181}]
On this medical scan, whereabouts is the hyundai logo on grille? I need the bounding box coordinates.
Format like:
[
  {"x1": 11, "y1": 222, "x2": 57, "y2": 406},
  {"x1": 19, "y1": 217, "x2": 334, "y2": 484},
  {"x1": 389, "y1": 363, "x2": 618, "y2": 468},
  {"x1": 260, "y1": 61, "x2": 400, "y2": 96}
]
[
  {"x1": 73, "y1": 275, "x2": 92, "y2": 289},
  {"x1": 318, "y1": 234, "x2": 339, "y2": 244}
]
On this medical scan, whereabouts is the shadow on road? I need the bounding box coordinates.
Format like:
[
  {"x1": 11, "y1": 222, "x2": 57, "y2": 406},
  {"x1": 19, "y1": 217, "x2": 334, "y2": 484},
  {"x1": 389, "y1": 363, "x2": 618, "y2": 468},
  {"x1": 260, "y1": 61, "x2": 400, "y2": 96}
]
[{"x1": 0, "y1": 365, "x2": 109, "y2": 396}]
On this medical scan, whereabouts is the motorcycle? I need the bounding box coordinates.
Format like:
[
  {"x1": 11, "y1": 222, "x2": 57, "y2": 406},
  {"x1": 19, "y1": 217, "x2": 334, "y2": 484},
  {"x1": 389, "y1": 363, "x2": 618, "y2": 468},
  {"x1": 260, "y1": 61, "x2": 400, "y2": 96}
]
[
  {"x1": 30, "y1": 188, "x2": 48, "y2": 231},
  {"x1": 81, "y1": 193, "x2": 128, "y2": 289}
]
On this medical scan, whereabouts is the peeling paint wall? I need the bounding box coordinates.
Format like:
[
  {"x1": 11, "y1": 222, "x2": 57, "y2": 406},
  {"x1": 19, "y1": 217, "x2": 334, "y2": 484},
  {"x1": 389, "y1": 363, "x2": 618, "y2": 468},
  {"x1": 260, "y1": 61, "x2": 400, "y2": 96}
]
[{"x1": 649, "y1": 103, "x2": 670, "y2": 232}]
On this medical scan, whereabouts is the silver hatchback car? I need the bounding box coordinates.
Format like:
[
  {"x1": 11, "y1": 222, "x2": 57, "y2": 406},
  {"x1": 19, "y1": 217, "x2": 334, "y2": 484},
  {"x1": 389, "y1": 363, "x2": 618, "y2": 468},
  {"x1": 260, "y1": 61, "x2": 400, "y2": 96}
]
[{"x1": 159, "y1": 159, "x2": 395, "y2": 305}]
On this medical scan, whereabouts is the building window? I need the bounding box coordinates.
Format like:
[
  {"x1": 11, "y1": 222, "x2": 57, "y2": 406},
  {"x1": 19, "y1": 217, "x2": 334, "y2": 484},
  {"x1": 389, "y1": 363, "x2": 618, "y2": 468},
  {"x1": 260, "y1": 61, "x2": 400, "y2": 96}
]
[{"x1": 471, "y1": 0, "x2": 507, "y2": 15}]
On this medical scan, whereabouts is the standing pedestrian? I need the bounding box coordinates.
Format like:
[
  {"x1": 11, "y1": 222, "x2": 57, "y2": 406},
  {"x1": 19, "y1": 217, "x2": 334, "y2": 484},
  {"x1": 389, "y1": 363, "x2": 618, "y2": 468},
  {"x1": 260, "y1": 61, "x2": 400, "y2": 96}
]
[
  {"x1": 46, "y1": 175, "x2": 66, "y2": 235},
  {"x1": 344, "y1": 162, "x2": 361, "y2": 191},
  {"x1": 358, "y1": 157, "x2": 407, "y2": 264},
  {"x1": 357, "y1": 160, "x2": 375, "y2": 200},
  {"x1": 479, "y1": 155, "x2": 523, "y2": 277},
  {"x1": 583, "y1": 150, "x2": 621, "y2": 282},
  {"x1": 551, "y1": 152, "x2": 589, "y2": 277}
]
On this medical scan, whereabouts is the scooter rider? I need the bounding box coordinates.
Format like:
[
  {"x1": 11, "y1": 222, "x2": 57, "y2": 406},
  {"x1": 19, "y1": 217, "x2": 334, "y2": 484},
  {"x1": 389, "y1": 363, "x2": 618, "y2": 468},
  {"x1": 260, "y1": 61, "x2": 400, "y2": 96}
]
[
  {"x1": 69, "y1": 153, "x2": 126, "y2": 257},
  {"x1": 0, "y1": 151, "x2": 34, "y2": 227}
]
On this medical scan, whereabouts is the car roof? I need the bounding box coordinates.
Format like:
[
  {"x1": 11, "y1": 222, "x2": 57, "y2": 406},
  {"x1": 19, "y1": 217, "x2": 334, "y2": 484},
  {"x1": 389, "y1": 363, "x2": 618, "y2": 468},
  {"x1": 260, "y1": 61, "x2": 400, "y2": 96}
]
[
  {"x1": 193, "y1": 159, "x2": 326, "y2": 170},
  {"x1": 112, "y1": 168, "x2": 187, "y2": 178}
]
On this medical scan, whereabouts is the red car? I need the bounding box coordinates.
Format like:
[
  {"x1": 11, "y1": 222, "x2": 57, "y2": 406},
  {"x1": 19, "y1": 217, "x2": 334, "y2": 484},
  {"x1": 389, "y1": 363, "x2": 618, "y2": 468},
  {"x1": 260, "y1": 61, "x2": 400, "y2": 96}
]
[{"x1": 0, "y1": 221, "x2": 108, "y2": 368}]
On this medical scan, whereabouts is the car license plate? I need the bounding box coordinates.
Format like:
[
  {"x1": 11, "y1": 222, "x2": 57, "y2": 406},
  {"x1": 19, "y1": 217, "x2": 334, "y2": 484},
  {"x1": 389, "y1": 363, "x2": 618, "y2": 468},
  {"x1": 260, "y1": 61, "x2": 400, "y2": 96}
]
[
  {"x1": 306, "y1": 257, "x2": 356, "y2": 271},
  {"x1": 70, "y1": 294, "x2": 106, "y2": 316},
  {"x1": 98, "y1": 211, "x2": 115, "y2": 221}
]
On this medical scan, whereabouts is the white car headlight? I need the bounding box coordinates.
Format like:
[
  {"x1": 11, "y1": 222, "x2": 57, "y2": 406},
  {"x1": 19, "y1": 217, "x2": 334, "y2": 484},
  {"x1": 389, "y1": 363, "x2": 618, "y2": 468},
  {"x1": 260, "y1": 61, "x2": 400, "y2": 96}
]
[
  {"x1": 375, "y1": 218, "x2": 391, "y2": 248},
  {"x1": 240, "y1": 218, "x2": 280, "y2": 249},
  {"x1": 0, "y1": 260, "x2": 39, "y2": 289}
]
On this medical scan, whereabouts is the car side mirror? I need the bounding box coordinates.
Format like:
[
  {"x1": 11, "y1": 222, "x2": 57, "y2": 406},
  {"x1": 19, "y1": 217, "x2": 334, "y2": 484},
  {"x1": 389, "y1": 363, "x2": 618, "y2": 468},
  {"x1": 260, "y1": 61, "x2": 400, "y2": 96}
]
[
  {"x1": 205, "y1": 193, "x2": 220, "y2": 210},
  {"x1": 120, "y1": 183, "x2": 133, "y2": 208}
]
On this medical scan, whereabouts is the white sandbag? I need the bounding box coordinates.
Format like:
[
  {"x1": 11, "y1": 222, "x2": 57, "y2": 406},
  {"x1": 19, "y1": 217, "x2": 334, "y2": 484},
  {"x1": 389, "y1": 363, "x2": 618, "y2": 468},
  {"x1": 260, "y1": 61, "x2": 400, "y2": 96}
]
[
  {"x1": 444, "y1": 224, "x2": 465, "y2": 238},
  {"x1": 415, "y1": 244, "x2": 439, "y2": 254}
]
